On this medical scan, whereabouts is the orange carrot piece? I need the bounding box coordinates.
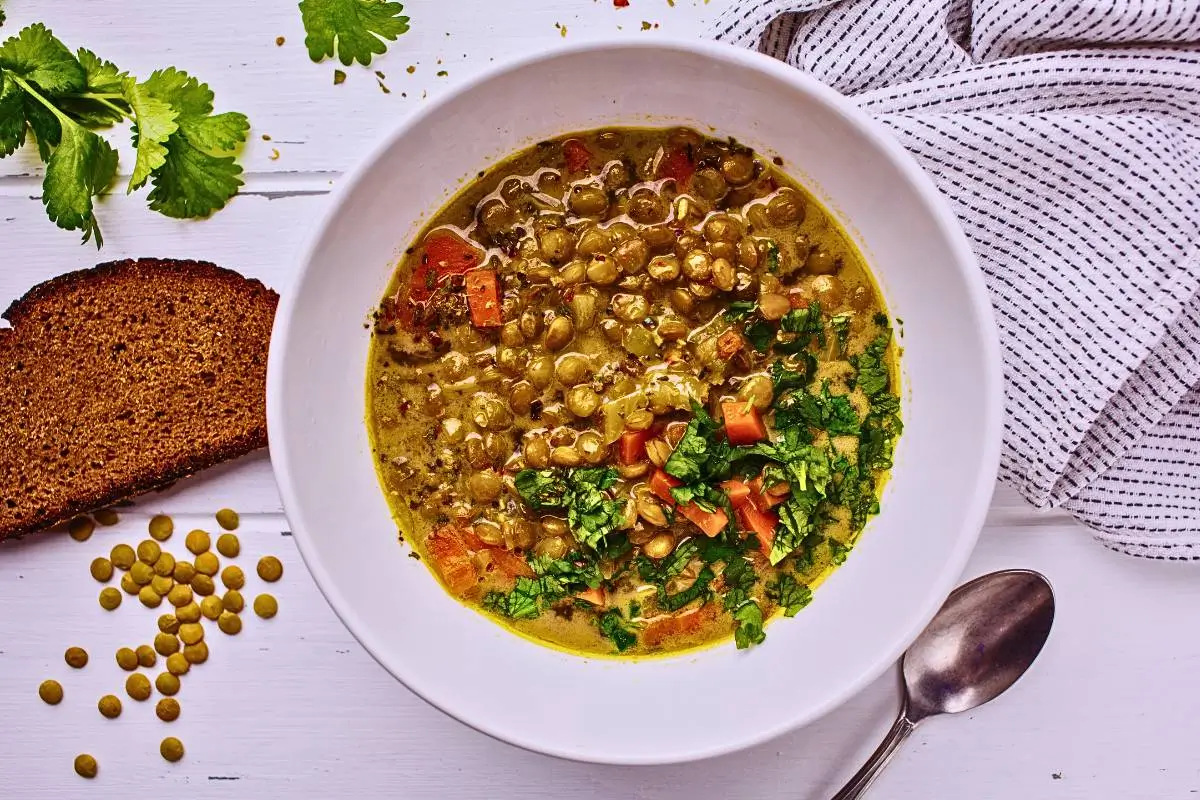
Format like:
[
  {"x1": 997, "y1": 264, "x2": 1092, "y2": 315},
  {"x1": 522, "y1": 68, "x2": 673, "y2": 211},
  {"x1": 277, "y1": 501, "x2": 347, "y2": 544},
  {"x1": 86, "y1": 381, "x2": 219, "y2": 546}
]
[
  {"x1": 618, "y1": 429, "x2": 651, "y2": 465},
  {"x1": 465, "y1": 269, "x2": 503, "y2": 328},
  {"x1": 722, "y1": 401, "x2": 768, "y2": 445}
]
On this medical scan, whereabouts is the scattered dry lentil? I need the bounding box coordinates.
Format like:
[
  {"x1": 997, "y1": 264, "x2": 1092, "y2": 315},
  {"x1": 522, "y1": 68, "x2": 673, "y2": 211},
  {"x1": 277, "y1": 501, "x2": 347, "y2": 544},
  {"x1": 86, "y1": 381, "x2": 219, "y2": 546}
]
[
  {"x1": 120, "y1": 573, "x2": 140, "y2": 595},
  {"x1": 160, "y1": 736, "x2": 184, "y2": 762},
  {"x1": 151, "y1": 575, "x2": 174, "y2": 596},
  {"x1": 68, "y1": 517, "x2": 94, "y2": 541},
  {"x1": 173, "y1": 560, "x2": 196, "y2": 584},
  {"x1": 200, "y1": 595, "x2": 224, "y2": 620},
  {"x1": 89, "y1": 557, "x2": 113, "y2": 582},
  {"x1": 138, "y1": 586, "x2": 162, "y2": 608},
  {"x1": 216, "y1": 532, "x2": 240, "y2": 557},
  {"x1": 167, "y1": 583, "x2": 193, "y2": 607},
  {"x1": 185, "y1": 529, "x2": 210, "y2": 555},
  {"x1": 191, "y1": 574, "x2": 215, "y2": 596},
  {"x1": 154, "y1": 632, "x2": 180, "y2": 656},
  {"x1": 130, "y1": 561, "x2": 154, "y2": 586},
  {"x1": 65, "y1": 647, "x2": 88, "y2": 668},
  {"x1": 156, "y1": 697, "x2": 181, "y2": 721},
  {"x1": 183, "y1": 641, "x2": 209, "y2": 664},
  {"x1": 115, "y1": 647, "x2": 138, "y2": 671},
  {"x1": 257, "y1": 556, "x2": 283, "y2": 582},
  {"x1": 155, "y1": 672, "x2": 180, "y2": 696},
  {"x1": 222, "y1": 589, "x2": 245, "y2": 613},
  {"x1": 253, "y1": 593, "x2": 279, "y2": 619},
  {"x1": 218, "y1": 611, "x2": 243, "y2": 635},
  {"x1": 178, "y1": 623, "x2": 204, "y2": 646},
  {"x1": 176, "y1": 602, "x2": 201, "y2": 623},
  {"x1": 165, "y1": 653, "x2": 190, "y2": 676},
  {"x1": 99, "y1": 587, "x2": 122, "y2": 610},
  {"x1": 153, "y1": 551, "x2": 176, "y2": 577},
  {"x1": 97, "y1": 694, "x2": 122, "y2": 718},
  {"x1": 137, "y1": 539, "x2": 161, "y2": 564},
  {"x1": 221, "y1": 565, "x2": 245, "y2": 590},
  {"x1": 94, "y1": 509, "x2": 119, "y2": 526},
  {"x1": 148, "y1": 514, "x2": 174, "y2": 541},
  {"x1": 194, "y1": 551, "x2": 220, "y2": 576},
  {"x1": 158, "y1": 613, "x2": 180, "y2": 634},
  {"x1": 39, "y1": 679, "x2": 63, "y2": 704},
  {"x1": 74, "y1": 754, "x2": 98, "y2": 779},
  {"x1": 110, "y1": 544, "x2": 135, "y2": 570},
  {"x1": 126, "y1": 673, "x2": 152, "y2": 701},
  {"x1": 215, "y1": 508, "x2": 240, "y2": 530}
]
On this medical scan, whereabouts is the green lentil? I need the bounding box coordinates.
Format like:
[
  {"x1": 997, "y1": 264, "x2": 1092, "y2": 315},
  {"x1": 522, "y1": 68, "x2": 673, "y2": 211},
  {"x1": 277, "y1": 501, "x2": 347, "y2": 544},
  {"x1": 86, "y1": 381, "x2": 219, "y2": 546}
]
[
  {"x1": 148, "y1": 514, "x2": 174, "y2": 541},
  {"x1": 221, "y1": 565, "x2": 245, "y2": 590},
  {"x1": 129, "y1": 560, "x2": 154, "y2": 586},
  {"x1": 68, "y1": 517, "x2": 94, "y2": 541},
  {"x1": 120, "y1": 572, "x2": 140, "y2": 595},
  {"x1": 183, "y1": 641, "x2": 209, "y2": 664},
  {"x1": 137, "y1": 539, "x2": 161, "y2": 564},
  {"x1": 94, "y1": 509, "x2": 119, "y2": 526},
  {"x1": 155, "y1": 672, "x2": 180, "y2": 696},
  {"x1": 158, "y1": 613, "x2": 180, "y2": 634},
  {"x1": 218, "y1": 611, "x2": 243, "y2": 635},
  {"x1": 165, "y1": 653, "x2": 190, "y2": 676},
  {"x1": 138, "y1": 585, "x2": 163, "y2": 608},
  {"x1": 160, "y1": 736, "x2": 185, "y2": 762},
  {"x1": 115, "y1": 647, "x2": 138, "y2": 670},
  {"x1": 126, "y1": 673, "x2": 152, "y2": 701},
  {"x1": 191, "y1": 574, "x2": 215, "y2": 596},
  {"x1": 176, "y1": 602, "x2": 201, "y2": 624},
  {"x1": 65, "y1": 647, "x2": 88, "y2": 668},
  {"x1": 153, "y1": 551, "x2": 176, "y2": 577},
  {"x1": 99, "y1": 587, "x2": 122, "y2": 610},
  {"x1": 39, "y1": 679, "x2": 63, "y2": 704},
  {"x1": 194, "y1": 551, "x2": 220, "y2": 576},
  {"x1": 156, "y1": 697, "x2": 181, "y2": 721},
  {"x1": 257, "y1": 556, "x2": 284, "y2": 582},
  {"x1": 179, "y1": 623, "x2": 204, "y2": 646},
  {"x1": 200, "y1": 595, "x2": 224, "y2": 620},
  {"x1": 110, "y1": 544, "x2": 136, "y2": 570},
  {"x1": 215, "y1": 508, "x2": 239, "y2": 530},
  {"x1": 216, "y1": 532, "x2": 240, "y2": 557},
  {"x1": 167, "y1": 583, "x2": 193, "y2": 607},
  {"x1": 185, "y1": 529, "x2": 210, "y2": 555},
  {"x1": 173, "y1": 560, "x2": 197, "y2": 584},
  {"x1": 253, "y1": 593, "x2": 279, "y2": 619},
  {"x1": 74, "y1": 754, "x2": 98, "y2": 779},
  {"x1": 136, "y1": 644, "x2": 157, "y2": 667},
  {"x1": 98, "y1": 694, "x2": 122, "y2": 718},
  {"x1": 222, "y1": 589, "x2": 245, "y2": 613},
  {"x1": 154, "y1": 632, "x2": 180, "y2": 656},
  {"x1": 151, "y1": 575, "x2": 174, "y2": 596},
  {"x1": 89, "y1": 557, "x2": 114, "y2": 582}
]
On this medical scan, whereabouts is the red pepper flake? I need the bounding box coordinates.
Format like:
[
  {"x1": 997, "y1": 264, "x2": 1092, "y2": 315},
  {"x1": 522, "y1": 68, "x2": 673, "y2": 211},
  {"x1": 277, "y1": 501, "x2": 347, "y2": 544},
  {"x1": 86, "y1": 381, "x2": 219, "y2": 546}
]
[
  {"x1": 657, "y1": 147, "x2": 695, "y2": 185},
  {"x1": 563, "y1": 139, "x2": 592, "y2": 173},
  {"x1": 614, "y1": 0, "x2": 629, "y2": 6}
]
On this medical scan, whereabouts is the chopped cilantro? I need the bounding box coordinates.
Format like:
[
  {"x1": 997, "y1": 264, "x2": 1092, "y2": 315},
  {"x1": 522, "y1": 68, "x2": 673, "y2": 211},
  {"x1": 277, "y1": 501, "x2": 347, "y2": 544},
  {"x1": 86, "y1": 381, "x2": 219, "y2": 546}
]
[
  {"x1": 830, "y1": 313, "x2": 851, "y2": 357},
  {"x1": 483, "y1": 576, "x2": 549, "y2": 620},
  {"x1": 744, "y1": 319, "x2": 774, "y2": 353},
  {"x1": 720, "y1": 554, "x2": 758, "y2": 611},
  {"x1": 770, "y1": 357, "x2": 816, "y2": 395},
  {"x1": 777, "y1": 301, "x2": 826, "y2": 352},
  {"x1": 598, "y1": 609, "x2": 637, "y2": 652},
  {"x1": 774, "y1": 381, "x2": 860, "y2": 436},
  {"x1": 850, "y1": 330, "x2": 891, "y2": 398},
  {"x1": 299, "y1": 0, "x2": 410, "y2": 67},
  {"x1": 765, "y1": 240, "x2": 780, "y2": 273},
  {"x1": 768, "y1": 574, "x2": 813, "y2": 617},
  {"x1": 514, "y1": 467, "x2": 625, "y2": 552},
  {"x1": 636, "y1": 539, "x2": 698, "y2": 585},
  {"x1": 733, "y1": 601, "x2": 766, "y2": 649},
  {"x1": 659, "y1": 565, "x2": 715, "y2": 612},
  {"x1": 723, "y1": 301, "x2": 757, "y2": 321},
  {"x1": 828, "y1": 538, "x2": 851, "y2": 565}
]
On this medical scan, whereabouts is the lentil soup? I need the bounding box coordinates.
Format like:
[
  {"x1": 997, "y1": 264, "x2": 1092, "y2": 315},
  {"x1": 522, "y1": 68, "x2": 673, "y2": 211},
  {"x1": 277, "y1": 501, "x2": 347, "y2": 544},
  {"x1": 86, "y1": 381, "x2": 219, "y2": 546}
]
[{"x1": 367, "y1": 127, "x2": 902, "y2": 657}]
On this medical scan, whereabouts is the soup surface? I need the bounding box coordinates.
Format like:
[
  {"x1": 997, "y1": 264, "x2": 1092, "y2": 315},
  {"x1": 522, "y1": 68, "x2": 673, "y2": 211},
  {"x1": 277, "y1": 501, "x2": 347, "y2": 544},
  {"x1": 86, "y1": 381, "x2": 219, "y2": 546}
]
[{"x1": 366, "y1": 127, "x2": 901, "y2": 656}]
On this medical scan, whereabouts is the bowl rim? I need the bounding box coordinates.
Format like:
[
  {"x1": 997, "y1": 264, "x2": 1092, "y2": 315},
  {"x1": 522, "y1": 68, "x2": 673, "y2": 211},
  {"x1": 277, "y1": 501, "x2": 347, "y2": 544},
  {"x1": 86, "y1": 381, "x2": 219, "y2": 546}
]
[{"x1": 267, "y1": 37, "x2": 1004, "y2": 765}]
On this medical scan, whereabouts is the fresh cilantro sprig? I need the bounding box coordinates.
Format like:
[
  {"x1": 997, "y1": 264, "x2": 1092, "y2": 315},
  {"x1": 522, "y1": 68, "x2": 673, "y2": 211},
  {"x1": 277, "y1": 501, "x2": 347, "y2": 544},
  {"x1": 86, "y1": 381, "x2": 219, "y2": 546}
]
[
  {"x1": 299, "y1": 0, "x2": 410, "y2": 67},
  {"x1": 0, "y1": 23, "x2": 248, "y2": 245},
  {"x1": 513, "y1": 467, "x2": 627, "y2": 553}
]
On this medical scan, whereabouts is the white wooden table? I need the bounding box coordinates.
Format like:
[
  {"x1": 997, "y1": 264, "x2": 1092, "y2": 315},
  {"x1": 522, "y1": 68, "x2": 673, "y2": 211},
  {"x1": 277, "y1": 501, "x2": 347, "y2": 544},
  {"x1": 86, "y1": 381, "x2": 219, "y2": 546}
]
[{"x1": 3, "y1": 2, "x2": 1200, "y2": 797}]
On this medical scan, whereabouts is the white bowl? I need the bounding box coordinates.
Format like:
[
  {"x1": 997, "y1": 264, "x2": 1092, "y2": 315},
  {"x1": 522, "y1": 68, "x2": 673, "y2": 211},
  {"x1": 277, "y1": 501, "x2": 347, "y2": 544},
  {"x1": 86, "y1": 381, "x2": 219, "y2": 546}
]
[{"x1": 268, "y1": 40, "x2": 1002, "y2": 765}]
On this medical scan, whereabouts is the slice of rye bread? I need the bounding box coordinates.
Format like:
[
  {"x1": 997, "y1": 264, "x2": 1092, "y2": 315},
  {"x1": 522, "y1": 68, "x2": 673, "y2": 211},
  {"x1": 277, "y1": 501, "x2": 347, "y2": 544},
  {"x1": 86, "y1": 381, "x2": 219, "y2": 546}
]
[{"x1": 0, "y1": 258, "x2": 278, "y2": 541}]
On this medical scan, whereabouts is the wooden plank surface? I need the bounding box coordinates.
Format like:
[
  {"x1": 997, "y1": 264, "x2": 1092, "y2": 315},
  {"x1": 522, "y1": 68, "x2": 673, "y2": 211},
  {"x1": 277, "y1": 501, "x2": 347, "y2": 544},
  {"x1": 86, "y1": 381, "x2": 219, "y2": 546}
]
[{"x1": 3, "y1": 1, "x2": 1200, "y2": 797}]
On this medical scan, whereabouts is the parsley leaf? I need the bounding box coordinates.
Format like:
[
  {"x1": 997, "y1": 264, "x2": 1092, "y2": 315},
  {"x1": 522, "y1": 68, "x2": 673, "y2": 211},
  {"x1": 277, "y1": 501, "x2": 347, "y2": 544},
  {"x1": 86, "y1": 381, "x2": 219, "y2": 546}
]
[
  {"x1": 733, "y1": 601, "x2": 766, "y2": 649},
  {"x1": 299, "y1": 0, "x2": 411, "y2": 67},
  {"x1": 598, "y1": 609, "x2": 637, "y2": 652},
  {"x1": 514, "y1": 467, "x2": 625, "y2": 552},
  {"x1": 767, "y1": 574, "x2": 812, "y2": 617}
]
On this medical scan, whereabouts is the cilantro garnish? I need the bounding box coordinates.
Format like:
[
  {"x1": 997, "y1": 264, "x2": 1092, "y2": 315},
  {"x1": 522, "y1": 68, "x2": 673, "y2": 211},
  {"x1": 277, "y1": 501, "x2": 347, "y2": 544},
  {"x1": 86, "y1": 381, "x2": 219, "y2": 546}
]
[
  {"x1": 723, "y1": 301, "x2": 757, "y2": 322},
  {"x1": 776, "y1": 301, "x2": 826, "y2": 353},
  {"x1": 299, "y1": 0, "x2": 411, "y2": 67},
  {"x1": 483, "y1": 552, "x2": 601, "y2": 621},
  {"x1": 774, "y1": 380, "x2": 860, "y2": 436},
  {"x1": 598, "y1": 609, "x2": 637, "y2": 652},
  {"x1": 732, "y1": 602, "x2": 766, "y2": 649},
  {"x1": 514, "y1": 467, "x2": 626, "y2": 552},
  {"x1": 0, "y1": 24, "x2": 248, "y2": 245},
  {"x1": 659, "y1": 565, "x2": 715, "y2": 612},
  {"x1": 744, "y1": 319, "x2": 774, "y2": 353},
  {"x1": 765, "y1": 240, "x2": 780, "y2": 273},
  {"x1": 850, "y1": 330, "x2": 891, "y2": 398},
  {"x1": 767, "y1": 574, "x2": 813, "y2": 617},
  {"x1": 830, "y1": 313, "x2": 852, "y2": 357}
]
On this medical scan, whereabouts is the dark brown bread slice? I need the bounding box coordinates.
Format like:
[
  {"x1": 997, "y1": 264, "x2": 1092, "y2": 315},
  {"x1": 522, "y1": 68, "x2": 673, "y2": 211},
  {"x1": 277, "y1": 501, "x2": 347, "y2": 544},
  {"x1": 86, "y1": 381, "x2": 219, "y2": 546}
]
[{"x1": 0, "y1": 259, "x2": 278, "y2": 541}]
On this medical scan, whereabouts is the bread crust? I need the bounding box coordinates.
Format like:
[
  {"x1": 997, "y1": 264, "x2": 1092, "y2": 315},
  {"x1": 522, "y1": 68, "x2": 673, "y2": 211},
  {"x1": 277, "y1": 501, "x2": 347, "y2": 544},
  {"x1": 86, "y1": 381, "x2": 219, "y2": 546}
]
[{"x1": 0, "y1": 259, "x2": 278, "y2": 540}]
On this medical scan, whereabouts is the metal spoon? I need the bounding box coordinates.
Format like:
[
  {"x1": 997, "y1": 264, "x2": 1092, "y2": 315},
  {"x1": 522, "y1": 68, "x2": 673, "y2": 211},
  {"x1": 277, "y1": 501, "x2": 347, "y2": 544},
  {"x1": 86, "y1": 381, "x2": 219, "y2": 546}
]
[{"x1": 832, "y1": 569, "x2": 1055, "y2": 799}]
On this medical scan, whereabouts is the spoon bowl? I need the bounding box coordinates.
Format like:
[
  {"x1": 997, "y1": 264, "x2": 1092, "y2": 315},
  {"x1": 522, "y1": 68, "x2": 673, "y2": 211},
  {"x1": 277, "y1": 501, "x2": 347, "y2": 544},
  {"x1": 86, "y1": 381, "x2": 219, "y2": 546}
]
[{"x1": 834, "y1": 569, "x2": 1055, "y2": 798}]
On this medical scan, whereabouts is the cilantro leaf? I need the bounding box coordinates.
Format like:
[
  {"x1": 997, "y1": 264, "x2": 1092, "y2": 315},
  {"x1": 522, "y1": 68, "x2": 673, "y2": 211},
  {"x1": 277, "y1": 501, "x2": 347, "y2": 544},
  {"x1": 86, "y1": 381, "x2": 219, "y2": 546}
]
[
  {"x1": 830, "y1": 313, "x2": 852, "y2": 357},
  {"x1": 124, "y1": 81, "x2": 178, "y2": 192},
  {"x1": 598, "y1": 609, "x2": 637, "y2": 652},
  {"x1": 299, "y1": 0, "x2": 411, "y2": 67},
  {"x1": 636, "y1": 539, "x2": 698, "y2": 586},
  {"x1": 850, "y1": 330, "x2": 892, "y2": 399},
  {"x1": 744, "y1": 319, "x2": 774, "y2": 353},
  {"x1": 0, "y1": 23, "x2": 84, "y2": 95},
  {"x1": 777, "y1": 301, "x2": 825, "y2": 353},
  {"x1": 733, "y1": 601, "x2": 766, "y2": 649},
  {"x1": 659, "y1": 565, "x2": 715, "y2": 612},
  {"x1": 828, "y1": 538, "x2": 851, "y2": 565},
  {"x1": 41, "y1": 116, "x2": 117, "y2": 245},
  {"x1": 62, "y1": 49, "x2": 131, "y2": 127},
  {"x1": 768, "y1": 574, "x2": 812, "y2": 617},
  {"x1": 138, "y1": 68, "x2": 249, "y2": 219},
  {"x1": 514, "y1": 467, "x2": 625, "y2": 552},
  {"x1": 774, "y1": 381, "x2": 860, "y2": 436},
  {"x1": 664, "y1": 402, "x2": 733, "y2": 486},
  {"x1": 770, "y1": 357, "x2": 815, "y2": 395},
  {"x1": 765, "y1": 240, "x2": 780, "y2": 273},
  {"x1": 723, "y1": 301, "x2": 757, "y2": 321},
  {"x1": 0, "y1": 74, "x2": 25, "y2": 157},
  {"x1": 720, "y1": 554, "x2": 758, "y2": 612}
]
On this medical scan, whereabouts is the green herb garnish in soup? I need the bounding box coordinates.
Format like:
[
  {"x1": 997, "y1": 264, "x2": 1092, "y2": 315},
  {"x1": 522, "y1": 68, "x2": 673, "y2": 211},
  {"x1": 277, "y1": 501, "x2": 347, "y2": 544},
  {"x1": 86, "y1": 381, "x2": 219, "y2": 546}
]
[{"x1": 366, "y1": 127, "x2": 901, "y2": 656}]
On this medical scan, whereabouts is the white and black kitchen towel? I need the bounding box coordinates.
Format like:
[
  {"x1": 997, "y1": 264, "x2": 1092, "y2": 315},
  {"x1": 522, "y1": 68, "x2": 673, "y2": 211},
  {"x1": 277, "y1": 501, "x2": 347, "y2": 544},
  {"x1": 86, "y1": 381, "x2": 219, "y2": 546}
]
[{"x1": 708, "y1": 0, "x2": 1200, "y2": 559}]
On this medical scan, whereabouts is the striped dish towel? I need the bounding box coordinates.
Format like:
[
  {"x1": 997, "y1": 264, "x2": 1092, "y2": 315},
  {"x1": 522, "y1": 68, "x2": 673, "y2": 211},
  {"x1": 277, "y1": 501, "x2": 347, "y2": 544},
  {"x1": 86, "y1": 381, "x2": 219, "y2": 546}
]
[{"x1": 709, "y1": 0, "x2": 1200, "y2": 559}]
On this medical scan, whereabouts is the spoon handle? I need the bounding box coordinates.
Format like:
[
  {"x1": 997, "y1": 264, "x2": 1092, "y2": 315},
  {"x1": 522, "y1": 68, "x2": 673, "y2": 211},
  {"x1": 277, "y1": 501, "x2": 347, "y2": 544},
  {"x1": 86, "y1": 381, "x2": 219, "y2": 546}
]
[{"x1": 830, "y1": 700, "x2": 917, "y2": 800}]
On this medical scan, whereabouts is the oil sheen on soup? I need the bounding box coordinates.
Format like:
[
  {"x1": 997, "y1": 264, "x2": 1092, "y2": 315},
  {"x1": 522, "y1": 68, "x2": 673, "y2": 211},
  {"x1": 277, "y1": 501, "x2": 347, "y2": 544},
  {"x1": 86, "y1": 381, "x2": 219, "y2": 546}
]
[{"x1": 367, "y1": 127, "x2": 901, "y2": 657}]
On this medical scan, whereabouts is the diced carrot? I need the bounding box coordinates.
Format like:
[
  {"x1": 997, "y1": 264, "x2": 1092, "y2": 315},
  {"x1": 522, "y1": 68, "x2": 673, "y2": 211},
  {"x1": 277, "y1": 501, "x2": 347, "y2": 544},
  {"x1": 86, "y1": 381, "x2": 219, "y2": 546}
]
[
  {"x1": 722, "y1": 401, "x2": 768, "y2": 445},
  {"x1": 788, "y1": 289, "x2": 813, "y2": 309},
  {"x1": 618, "y1": 429, "x2": 651, "y2": 465},
  {"x1": 737, "y1": 503, "x2": 778, "y2": 554},
  {"x1": 679, "y1": 503, "x2": 729, "y2": 537},
  {"x1": 563, "y1": 139, "x2": 592, "y2": 172},
  {"x1": 485, "y1": 548, "x2": 535, "y2": 580},
  {"x1": 649, "y1": 469, "x2": 681, "y2": 505},
  {"x1": 575, "y1": 586, "x2": 606, "y2": 606},
  {"x1": 657, "y1": 147, "x2": 695, "y2": 185},
  {"x1": 717, "y1": 329, "x2": 745, "y2": 359},
  {"x1": 406, "y1": 229, "x2": 485, "y2": 311},
  {"x1": 642, "y1": 603, "x2": 719, "y2": 647},
  {"x1": 426, "y1": 526, "x2": 481, "y2": 596},
  {"x1": 720, "y1": 478, "x2": 753, "y2": 508},
  {"x1": 748, "y1": 475, "x2": 788, "y2": 509},
  {"x1": 464, "y1": 269, "x2": 503, "y2": 328}
]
